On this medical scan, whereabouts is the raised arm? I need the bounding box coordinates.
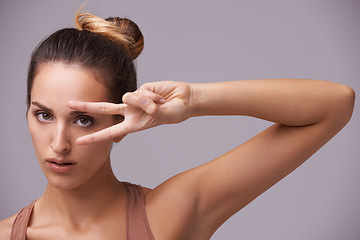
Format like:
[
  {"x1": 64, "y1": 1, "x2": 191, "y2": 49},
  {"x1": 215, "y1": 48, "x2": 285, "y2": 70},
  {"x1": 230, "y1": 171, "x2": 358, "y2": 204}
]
[
  {"x1": 191, "y1": 79, "x2": 354, "y2": 125},
  {"x1": 68, "y1": 79, "x2": 354, "y2": 239},
  {"x1": 142, "y1": 79, "x2": 354, "y2": 239}
]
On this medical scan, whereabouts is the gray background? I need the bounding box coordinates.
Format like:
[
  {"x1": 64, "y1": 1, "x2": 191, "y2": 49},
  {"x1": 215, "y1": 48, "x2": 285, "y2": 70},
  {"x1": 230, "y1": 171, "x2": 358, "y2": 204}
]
[{"x1": 0, "y1": 0, "x2": 359, "y2": 239}]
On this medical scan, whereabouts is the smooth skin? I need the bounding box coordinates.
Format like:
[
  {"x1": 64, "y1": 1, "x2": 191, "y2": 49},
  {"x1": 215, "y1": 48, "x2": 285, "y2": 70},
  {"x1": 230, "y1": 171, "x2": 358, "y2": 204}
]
[{"x1": 0, "y1": 63, "x2": 355, "y2": 240}]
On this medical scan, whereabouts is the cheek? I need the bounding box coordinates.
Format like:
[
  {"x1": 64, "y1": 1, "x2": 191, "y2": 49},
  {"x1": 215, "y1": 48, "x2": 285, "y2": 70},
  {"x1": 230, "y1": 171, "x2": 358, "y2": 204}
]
[
  {"x1": 81, "y1": 141, "x2": 113, "y2": 159},
  {"x1": 76, "y1": 138, "x2": 112, "y2": 162},
  {"x1": 76, "y1": 141, "x2": 113, "y2": 173},
  {"x1": 28, "y1": 119, "x2": 50, "y2": 150}
]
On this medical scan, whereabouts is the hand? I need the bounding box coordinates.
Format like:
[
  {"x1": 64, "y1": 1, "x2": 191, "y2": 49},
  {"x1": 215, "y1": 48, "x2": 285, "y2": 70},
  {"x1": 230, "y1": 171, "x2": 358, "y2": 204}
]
[{"x1": 68, "y1": 81, "x2": 193, "y2": 144}]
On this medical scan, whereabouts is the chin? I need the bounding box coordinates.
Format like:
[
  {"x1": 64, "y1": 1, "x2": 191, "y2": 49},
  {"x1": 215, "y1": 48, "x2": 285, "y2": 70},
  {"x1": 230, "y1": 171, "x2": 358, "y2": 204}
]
[
  {"x1": 45, "y1": 173, "x2": 89, "y2": 191},
  {"x1": 47, "y1": 179, "x2": 82, "y2": 191}
]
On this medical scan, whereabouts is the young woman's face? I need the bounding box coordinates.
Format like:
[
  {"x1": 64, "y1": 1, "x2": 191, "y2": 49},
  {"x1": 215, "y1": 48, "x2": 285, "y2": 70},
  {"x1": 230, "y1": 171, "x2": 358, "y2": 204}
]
[{"x1": 27, "y1": 63, "x2": 115, "y2": 190}]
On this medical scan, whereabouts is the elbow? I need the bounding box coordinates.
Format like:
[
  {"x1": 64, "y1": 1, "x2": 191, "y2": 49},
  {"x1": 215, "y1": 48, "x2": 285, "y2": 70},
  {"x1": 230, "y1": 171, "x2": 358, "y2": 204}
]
[{"x1": 334, "y1": 84, "x2": 355, "y2": 126}]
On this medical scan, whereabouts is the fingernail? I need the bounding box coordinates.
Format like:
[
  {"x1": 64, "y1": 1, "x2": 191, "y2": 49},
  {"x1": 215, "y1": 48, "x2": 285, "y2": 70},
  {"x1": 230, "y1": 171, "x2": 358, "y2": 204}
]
[
  {"x1": 138, "y1": 96, "x2": 148, "y2": 106},
  {"x1": 159, "y1": 98, "x2": 166, "y2": 104}
]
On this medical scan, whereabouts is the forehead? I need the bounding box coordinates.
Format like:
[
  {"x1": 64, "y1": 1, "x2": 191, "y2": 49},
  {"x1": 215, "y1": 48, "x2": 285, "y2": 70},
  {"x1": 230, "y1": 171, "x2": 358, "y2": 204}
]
[{"x1": 31, "y1": 63, "x2": 108, "y2": 104}]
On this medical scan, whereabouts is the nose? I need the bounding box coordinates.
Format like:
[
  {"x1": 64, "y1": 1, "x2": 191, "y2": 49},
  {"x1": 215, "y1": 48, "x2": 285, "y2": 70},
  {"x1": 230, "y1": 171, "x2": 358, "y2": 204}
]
[{"x1": 51, "y1": 123, "x2": 71, "y2": 154}]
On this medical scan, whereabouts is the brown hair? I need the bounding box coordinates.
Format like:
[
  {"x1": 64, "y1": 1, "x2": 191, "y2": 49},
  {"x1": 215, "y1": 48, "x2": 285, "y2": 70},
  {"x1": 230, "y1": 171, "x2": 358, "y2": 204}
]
[
  {"x1": 76, "y1": 11, "x2": 144, "y2": 60},
  {"x1": 26, "y1": 9, "x2": 144, "y2": 107}
]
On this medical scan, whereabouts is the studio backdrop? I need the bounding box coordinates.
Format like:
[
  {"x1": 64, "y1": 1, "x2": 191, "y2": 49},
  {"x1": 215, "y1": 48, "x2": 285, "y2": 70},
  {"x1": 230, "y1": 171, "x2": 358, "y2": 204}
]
[{"x1": 0, "y1": 0, "x2": 359, "y2": 239}]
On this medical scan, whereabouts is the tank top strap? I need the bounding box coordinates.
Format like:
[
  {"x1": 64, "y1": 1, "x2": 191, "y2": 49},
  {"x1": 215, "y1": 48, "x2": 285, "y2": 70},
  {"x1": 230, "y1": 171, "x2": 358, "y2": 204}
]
[
  {"x1": 10, "y1": 200, "x2": 36, "y2": 240},
  {"x1": 123, "y1": 182, "x2": 155, "y2": 240}
]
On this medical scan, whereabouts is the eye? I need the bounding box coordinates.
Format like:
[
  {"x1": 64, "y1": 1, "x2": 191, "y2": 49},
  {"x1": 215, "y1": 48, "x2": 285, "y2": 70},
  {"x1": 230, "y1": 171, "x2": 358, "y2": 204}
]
[
  {"x1": 74, "y1": 116, "x2": 94, "y2": 127},
  {"x1": 35, "y1": 112, "x2": 53, "y2": 122}
]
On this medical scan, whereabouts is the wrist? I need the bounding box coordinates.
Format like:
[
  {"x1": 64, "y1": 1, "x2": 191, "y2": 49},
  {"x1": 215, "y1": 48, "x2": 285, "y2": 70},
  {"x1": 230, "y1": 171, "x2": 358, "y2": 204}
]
[{"x1": 188, "y1": 83, "x2": 209, "y2": 118}]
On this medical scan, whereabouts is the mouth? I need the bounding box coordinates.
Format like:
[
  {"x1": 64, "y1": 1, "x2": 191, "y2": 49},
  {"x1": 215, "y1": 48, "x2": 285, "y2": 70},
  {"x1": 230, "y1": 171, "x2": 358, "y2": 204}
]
[
  {"x1": 45, "y1": 158, "x2": 77, "y2": 173},
  {"x1": 46, "y1": 158, "x2": 76, "y2": 165},
  {"x1": 50, "y1": 162, "x2": 74, "y2": 166}
]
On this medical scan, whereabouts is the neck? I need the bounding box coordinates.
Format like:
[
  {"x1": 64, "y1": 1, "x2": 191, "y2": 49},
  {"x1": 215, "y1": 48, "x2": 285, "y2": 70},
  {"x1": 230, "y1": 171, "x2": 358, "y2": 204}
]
[{"x1": 36, "y1": 159, "x2": 126, "y2": 227}]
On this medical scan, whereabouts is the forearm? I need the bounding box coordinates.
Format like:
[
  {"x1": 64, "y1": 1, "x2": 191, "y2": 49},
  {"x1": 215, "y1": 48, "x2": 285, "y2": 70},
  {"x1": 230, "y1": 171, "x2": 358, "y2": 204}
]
[{"x1": 190, "y1": 79, "x2": 354, "y2": 127}]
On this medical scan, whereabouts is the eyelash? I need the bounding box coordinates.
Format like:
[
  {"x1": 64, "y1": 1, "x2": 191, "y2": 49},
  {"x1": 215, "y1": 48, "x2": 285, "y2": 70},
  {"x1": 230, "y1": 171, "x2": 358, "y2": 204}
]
[
  {"x1": 34, "y1": 112, "x2": 94, "y2": 128},
  {"x1": 74, "y1": 116, "x2": 94, "y2": 127},
  {"x1": 35, "y1": 111, "x2": 53, "y2": 122}
]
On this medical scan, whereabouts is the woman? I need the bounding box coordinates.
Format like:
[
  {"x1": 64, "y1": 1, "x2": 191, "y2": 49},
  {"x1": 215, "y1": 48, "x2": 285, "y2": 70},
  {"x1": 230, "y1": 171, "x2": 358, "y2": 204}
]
[{"x1": 0, "y1": 9, "x2": 355, "y2": 240}]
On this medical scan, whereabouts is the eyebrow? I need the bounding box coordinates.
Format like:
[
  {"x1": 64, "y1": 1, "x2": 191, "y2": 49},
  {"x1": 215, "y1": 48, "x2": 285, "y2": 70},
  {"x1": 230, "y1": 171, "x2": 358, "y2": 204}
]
[{"x1": 31, "y1": 101, "x2": 87, "y2": 116}]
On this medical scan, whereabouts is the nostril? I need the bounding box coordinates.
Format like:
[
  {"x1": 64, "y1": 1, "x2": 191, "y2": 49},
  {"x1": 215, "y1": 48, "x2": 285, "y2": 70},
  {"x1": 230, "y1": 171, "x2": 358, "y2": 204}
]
[{"x1": 51, "y1": 141, "x2": 71, "y2": 153}]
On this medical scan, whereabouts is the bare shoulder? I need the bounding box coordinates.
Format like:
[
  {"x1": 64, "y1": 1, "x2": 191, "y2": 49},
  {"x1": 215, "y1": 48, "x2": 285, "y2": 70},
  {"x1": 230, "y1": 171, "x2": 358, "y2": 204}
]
[
  {"x1": 141, "y1": 186, "x2": 153, "y2": 197},
  {"x1": 0, "y1": 214, "x2": 17, "y2": 240},
  {"x1": 142, "y1": 170, "x2": 205, "y2": 239}
]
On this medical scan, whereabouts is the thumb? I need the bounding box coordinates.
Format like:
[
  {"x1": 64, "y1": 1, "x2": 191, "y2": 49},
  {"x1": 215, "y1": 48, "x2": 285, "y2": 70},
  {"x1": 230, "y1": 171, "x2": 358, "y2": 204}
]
[{"x1": 137, "y1": 95, "x2": 159, "y2": 117}]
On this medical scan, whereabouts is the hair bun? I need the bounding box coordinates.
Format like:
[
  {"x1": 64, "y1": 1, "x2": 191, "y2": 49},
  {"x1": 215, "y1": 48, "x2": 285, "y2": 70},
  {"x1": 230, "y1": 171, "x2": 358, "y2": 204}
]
[{"x1": 75, "y1": 12, "x2": 144, "y2": 60}]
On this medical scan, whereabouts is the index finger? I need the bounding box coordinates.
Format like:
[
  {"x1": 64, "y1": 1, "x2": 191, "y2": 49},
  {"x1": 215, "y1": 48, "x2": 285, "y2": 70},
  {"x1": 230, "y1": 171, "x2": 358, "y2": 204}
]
[
  {"x1": 68, "y1": 101, "x2": 125, "y2": 115},
  {"x1": 76, "y1": 122, "x2": 129, "y2": 145}
]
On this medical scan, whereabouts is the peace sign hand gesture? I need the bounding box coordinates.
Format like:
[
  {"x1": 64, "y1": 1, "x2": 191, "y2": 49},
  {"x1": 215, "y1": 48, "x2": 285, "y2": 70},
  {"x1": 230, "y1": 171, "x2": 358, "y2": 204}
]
[{"x1": 68, "y1": 81, "x2": 194, "y2": 145}]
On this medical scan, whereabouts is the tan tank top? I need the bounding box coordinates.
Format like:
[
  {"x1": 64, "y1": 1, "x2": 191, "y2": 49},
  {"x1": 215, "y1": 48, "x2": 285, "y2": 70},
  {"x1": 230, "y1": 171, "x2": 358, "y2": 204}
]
[{"x1": 10, "y1": 182, "x2": 155, "y2": 240}]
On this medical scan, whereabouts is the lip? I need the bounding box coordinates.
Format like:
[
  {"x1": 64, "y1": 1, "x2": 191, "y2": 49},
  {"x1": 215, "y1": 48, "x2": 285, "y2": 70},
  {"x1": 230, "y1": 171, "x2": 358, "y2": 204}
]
[{"x1": 46, "y1": 158, "x2": 77, "y2": 173}]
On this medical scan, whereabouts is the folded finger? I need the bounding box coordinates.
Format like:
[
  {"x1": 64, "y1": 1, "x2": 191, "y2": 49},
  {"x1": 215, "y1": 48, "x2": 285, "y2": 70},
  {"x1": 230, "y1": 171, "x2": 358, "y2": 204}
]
[
  {"x1": 137, "y1": 95, "x2": 163, "y2": 117},
  {"x1": 137, "y1": 89, "x2": 166, "y2": 104},
  {"x1": 122, "y1": 92, "x2": 140, "y2": 108},
  {"x1": 123, "y1": 91, "x2": 165, "y2": 109},
  {"x1": 68, "y1": 101, "x2": 125, "y2": 115}
]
